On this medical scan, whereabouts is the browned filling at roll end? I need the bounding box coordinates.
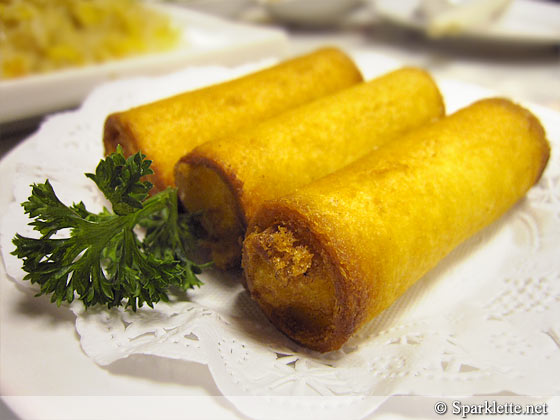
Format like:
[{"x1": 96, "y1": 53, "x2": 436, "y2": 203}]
[{"x1": 243, "y1": 222, "x2": 350, "y2": 352}]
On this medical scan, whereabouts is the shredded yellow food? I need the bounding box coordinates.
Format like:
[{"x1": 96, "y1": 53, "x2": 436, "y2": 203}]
[{"x1": 0, "y1": 0, "x2": 181, "y2": 79}]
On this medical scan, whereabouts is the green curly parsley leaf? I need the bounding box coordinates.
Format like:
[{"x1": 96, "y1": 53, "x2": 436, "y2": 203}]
[{"x1": 12, "y1": 146, "x2": 208, "y2": 311}]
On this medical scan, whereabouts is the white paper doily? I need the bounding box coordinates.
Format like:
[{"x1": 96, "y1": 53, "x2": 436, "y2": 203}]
[{"x1": 1, "y1": 52, "x2": 559, "y2": 420}]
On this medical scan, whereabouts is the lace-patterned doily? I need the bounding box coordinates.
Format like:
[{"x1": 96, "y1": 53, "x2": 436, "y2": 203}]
[{"x1": 1, "y1": 52, "x2": 559, "y2": 419}]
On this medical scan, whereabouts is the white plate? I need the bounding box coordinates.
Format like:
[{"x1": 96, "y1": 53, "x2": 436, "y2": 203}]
[
  {"x1": 262, "y1": 0, "x2": 362, "y2": 26},
  {"x1": 170, "y1": 0, "x2": 254, "y2": 18},
  {"x1": 373, "y1": 0, "x2": 560, "y2": 46},
  {"x1": 1, "y1": 51, "x2": 559, "y2": 419},
  {"x1": 0, "y1": 4, "x2": 287, "y2": 124}
]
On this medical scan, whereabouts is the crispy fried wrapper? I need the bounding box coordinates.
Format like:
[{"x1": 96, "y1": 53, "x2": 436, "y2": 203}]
[
  {"x1": 176, "y1": 67, "x2": 445, "y2": 268},
  {"x1": 103, "y1": 47, "x2": 363, "y2": 191},
  {"x1": 243, "y1": 98, "x2": 550, "y2": 352}
]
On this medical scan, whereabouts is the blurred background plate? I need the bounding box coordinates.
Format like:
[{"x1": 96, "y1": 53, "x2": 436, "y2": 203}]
[
  {"x1": 0, "y1": 3, "x2": 287, "y2": 125},
  {"x1": 260, "y1": 0, "x2": 363, "y2": 26},
  {"x1": 167, "y1": 0, "x2": 254, "y2": 18},
  {"x1": 373, "y1": 0, "x2": 560, "y2": 45}
]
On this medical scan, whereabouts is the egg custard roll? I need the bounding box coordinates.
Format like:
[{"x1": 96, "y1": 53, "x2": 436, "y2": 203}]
[
  {"x1": 242, "y1": 98, "x2": 550, "y2": 352},
  {"x1": 103, "y1": 47, "x2": 363, "y2": 192},
  {"x1": 175, "y1": 67, "x2": 445, "y2": 268}
]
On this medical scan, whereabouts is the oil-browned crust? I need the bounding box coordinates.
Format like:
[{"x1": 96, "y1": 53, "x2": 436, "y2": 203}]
[
  {"x1": 243, "y1": 202, "x2": 369, "y2": 352},
  {"x1": 102, "y1": 113, "x2": 167, "y2": 193},
  {"x1": 100, "y1": 47, "x2": 364, "y2": 193},
  {"x1": 182, "y1": 65, "x2": 458, "y2": 267},
  {"x1": 402, "y1": 66, "x2": 446, "y2": 119},
  {"x1": 178, "y1": 66, "x2": 446, "y2": 269},
  {"x1": 477, "y1": 97, "x2": 550, "y2": 183},
  {"x1": 103, "y1": 114, "x2": 121, "y2": 155},
  {"x1": 242, "y1": 97, "x2": 551, "y2": 353},
  {"x1": 175, "y1": 151, "x2": 248, "y2": 269},
  {"x1": 179, "y1": 150, "x2": 248, "y2": 227}
]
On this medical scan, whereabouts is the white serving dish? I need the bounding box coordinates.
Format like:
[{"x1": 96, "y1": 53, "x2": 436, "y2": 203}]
[
  {"x1": 1, "y1": 50, "x2": 559, "y2": 420},
  {"x1": 262, "y1": 0, "x2": 362, "y2": 26},
  {"x1": 373, "y1": 0, "x2": 560, "y2": 45},
  {"x1": 0, "y1": 4, "x2": 287, "y2": 124}
]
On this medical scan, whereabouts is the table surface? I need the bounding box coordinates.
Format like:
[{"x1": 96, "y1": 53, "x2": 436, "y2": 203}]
[{"x1": 1, "y1": 3, "x2": 559, "y2": 420}]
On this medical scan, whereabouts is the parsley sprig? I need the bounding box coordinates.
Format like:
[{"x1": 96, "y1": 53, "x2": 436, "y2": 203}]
[{"x1": 12, "y1": 146, "x2": 208, "y2": 310}]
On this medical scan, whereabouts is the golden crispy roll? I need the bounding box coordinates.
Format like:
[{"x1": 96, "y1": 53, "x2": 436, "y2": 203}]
[
  {"x1": 242, "y1": 98, "x2": 550, "y2": 352},
  {"x1": 176, "y1": 67, "x2": 445, "y2": 268},
  {"x1": 103, "y1": 47, "x2": 363, "y2": 191}
]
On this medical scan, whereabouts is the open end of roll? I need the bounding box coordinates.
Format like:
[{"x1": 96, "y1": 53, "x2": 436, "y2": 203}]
[
  {"x1": 175, "y1": 159, "x2": 244, "y2": 269},
  {"x1": 103, "y1": 114, "x2": 135, "y2": 156},
  {"x1": 243, "y1": 223, "x2": 344, "y2": 352},
  {"x1": 103, "y1": 114, "x2": 165, "y2": 193}
]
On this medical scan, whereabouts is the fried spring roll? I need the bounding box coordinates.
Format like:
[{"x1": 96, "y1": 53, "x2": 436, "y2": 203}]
[
  {"x1": 175, "y1": 67, "x2": 445, "y2": 268},
  {"x1": 242, "y1": 98, "x2": 550, "y2": 352},
  {"x1": 103, "y1": 47, "x2": 363, "y2": 191}
]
